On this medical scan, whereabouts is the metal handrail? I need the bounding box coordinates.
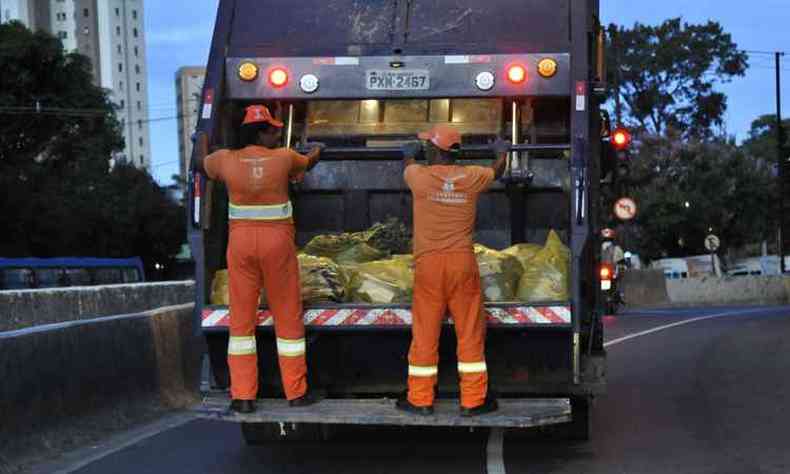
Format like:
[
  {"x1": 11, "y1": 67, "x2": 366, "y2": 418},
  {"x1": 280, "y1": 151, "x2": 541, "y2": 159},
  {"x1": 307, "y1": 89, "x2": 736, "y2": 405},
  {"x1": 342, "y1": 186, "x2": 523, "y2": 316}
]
[{"x1": 294, "y1": 143, "x2": 571, "y2": 160}]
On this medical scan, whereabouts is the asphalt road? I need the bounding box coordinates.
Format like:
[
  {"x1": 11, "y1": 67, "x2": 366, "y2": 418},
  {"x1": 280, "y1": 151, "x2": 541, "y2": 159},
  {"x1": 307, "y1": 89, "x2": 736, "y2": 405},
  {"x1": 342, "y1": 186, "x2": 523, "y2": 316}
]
[{"x1": 43, "y1": 306, "x2": 790, "y2": 474}]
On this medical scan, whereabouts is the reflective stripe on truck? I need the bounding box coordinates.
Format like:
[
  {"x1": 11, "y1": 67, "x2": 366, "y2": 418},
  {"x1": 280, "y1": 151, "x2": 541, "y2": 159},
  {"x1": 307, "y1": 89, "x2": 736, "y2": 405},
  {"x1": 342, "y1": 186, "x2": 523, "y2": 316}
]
[{"x1": 201, "y1": 306, "x2": 571, "y2": 328}]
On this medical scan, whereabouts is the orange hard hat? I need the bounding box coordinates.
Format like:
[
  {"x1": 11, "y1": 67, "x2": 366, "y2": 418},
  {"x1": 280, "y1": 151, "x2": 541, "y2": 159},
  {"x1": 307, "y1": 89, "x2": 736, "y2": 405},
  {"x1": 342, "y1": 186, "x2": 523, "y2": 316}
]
[
  {"x1": 242, "y1": 105, "x2": 284, "y2": 128},
  {"x1": 418, "y1": 124, "x2": 462, "y2": 152}
]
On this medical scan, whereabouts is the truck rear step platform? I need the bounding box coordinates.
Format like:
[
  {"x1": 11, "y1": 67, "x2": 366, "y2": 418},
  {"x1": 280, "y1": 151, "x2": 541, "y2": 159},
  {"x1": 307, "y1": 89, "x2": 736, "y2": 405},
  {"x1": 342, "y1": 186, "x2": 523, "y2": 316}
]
[{"x1": 196, "y1": 393, "x2": 571, "y2": 428}]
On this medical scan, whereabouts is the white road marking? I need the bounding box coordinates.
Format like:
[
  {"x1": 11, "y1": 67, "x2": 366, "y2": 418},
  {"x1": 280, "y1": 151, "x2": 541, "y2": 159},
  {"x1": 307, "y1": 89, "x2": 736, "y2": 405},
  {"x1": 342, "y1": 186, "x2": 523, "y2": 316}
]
[
  {"x1": 486, "y1": 427, "x2": 506, "y2": 474},
  {"x1": 603, "y1": 307, "x2": 773, "y2": 348},
  {"x1": 485, "y1": 306, "x2": 780, "y2": 474}
]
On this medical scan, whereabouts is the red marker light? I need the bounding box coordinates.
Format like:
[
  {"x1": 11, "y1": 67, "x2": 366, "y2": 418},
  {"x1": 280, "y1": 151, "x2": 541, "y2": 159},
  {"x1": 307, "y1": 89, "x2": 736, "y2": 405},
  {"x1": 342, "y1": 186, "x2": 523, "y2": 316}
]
[
  {"x1": 268, "y1": 68, "x2": 289, "y2": 88},
  {"x1": 507, "y1": 65, "x2": 527, "y2": 84},
  {"x1": 612, "y1": 127, "x2": 632, "y2": 150},
  {"x1": 600, "y1": 264, "x2": 614, "y2": 281}
]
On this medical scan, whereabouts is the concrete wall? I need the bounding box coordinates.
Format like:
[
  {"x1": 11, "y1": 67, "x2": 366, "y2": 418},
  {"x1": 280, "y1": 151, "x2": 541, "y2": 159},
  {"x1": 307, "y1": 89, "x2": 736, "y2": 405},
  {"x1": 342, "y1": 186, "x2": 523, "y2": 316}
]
[
  {"x1": 620, "y1": 270, "x2": 670, "y2": 308},
  {"x1": 0, "y1": 304, "x2": 202, "y2": 464},
  {"x1": 622, "y1": 271, "x2": 790, "y2": 309},
  {"x1": 0, "y1": 281, "x2": 194, "y2": 332},
  {"x1": 666, "y1": 275, "x2": 789, "y2": 307}
]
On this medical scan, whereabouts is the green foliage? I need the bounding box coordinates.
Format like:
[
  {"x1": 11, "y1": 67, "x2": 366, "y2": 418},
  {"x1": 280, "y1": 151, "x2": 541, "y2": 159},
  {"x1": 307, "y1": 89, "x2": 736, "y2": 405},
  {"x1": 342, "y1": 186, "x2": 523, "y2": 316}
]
[
  {"x1": 0, "y1": 22, "x2": 184, "y2": 269},
  {"x1": 607, "y1": 18, "x2": 748, "y2": 140},
  {"x1": 741, "y1": 114, "x2": 790, "y2": 161},
  {"x1": 620, "y1": 135, "x2": 775, "y2": 259}
]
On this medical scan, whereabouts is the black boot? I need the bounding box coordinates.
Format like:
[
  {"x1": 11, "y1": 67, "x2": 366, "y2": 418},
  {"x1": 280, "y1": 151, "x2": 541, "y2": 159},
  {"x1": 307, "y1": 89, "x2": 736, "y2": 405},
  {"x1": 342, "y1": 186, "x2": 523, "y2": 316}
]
[
  {"x1": 395, "y1": 396, "x2": 434, "y2": 416},
  {"x1": 289, "y1": 390, "x2": 323, "y2": 407},
  {"x1": 229, "y1": 399, "x2": 256, "y2": 414},
  {"x1": 460, "y1": 396, "x2": 498, "y2": 417}
]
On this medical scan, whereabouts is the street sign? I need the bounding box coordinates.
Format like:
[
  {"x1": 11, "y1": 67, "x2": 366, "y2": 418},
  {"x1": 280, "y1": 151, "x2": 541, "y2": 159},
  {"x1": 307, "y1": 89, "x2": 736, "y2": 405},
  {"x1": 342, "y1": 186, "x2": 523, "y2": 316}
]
[
  {"x1": 705, "y1": 234, "x2": 720, "y2": 252},
  {"x1": 614, "y1": 197, "x2": 637, "y2": 221}
]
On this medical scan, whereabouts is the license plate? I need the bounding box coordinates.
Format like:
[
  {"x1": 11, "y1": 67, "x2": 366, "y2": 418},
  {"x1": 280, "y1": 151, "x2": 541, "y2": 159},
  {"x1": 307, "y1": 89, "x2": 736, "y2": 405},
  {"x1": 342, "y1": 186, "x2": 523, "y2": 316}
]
[{"x1": 366, "y1": 70, "x2": 430, "y2": 91}]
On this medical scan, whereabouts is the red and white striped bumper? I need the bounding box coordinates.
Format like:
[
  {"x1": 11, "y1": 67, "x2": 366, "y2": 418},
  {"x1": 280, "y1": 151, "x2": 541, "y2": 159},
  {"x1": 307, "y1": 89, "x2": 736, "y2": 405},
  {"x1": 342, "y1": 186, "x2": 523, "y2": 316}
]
[{"x1": 201, "y1": 306, "x2": 571, "y2": 329}]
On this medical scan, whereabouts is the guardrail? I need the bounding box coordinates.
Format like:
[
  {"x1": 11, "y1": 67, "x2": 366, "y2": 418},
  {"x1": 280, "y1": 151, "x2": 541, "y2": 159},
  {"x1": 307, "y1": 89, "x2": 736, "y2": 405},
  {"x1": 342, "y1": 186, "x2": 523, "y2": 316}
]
[{"x1": 0, "y1": 281, "x2": 194, "y2": 332}]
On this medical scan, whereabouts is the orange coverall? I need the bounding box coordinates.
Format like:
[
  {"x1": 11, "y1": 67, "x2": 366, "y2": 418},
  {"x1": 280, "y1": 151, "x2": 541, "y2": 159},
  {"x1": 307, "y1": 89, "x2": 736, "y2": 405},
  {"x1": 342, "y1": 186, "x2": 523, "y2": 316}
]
[
  {"x1": 205, "y1": 144, "x2": 310, "y2": 401},
  {"x1": 404, "y1": 163, "x2": 496, "y2": 409}
]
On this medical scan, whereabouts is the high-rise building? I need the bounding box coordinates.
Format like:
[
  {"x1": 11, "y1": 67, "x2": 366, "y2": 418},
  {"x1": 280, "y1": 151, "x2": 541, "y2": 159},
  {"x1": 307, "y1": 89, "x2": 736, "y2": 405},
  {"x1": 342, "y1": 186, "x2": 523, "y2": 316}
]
[
  {"x1": 175, "y1": 67, "x2": 205, "y2": 184},
  {"x1": 0, "y1": 0, "x2": 36, "y2": 26},
  {"x1": 1, "y1": 0, "x2": 151, "y2": 171}
]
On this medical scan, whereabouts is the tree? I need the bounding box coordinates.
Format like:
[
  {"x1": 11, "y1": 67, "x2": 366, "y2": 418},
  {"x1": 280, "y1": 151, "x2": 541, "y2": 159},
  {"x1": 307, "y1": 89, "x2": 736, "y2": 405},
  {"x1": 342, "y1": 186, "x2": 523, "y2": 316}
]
[
  {"x1": 607, "y1": 18, "x2": 748, "y2": 140},
  {"x1": 0, "y1": 23, "x2": 184, "y2": 273},
  {"x1": 617, "y1": 135, "x2": 775, "y2": 259},
  {"x1": 741, "y1": 114, "x2": 790, "y2": 162}
]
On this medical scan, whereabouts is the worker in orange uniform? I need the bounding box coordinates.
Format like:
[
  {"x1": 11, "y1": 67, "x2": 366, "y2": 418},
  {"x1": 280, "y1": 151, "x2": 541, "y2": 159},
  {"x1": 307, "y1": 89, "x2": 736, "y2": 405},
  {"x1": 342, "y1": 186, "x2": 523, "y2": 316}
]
[
  {"x1": 197, "y1": 105, "x2": 323, "y2": 413},
  {"x1": 398, "y1": 124, "x2": 510, "y2": 417}
]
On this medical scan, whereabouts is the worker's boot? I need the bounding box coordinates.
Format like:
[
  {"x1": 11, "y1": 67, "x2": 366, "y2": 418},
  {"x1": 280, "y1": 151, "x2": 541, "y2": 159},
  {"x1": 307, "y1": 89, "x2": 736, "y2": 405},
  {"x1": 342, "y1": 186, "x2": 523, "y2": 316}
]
[
  {"x1": 460, "y1": 396, "x2": 498, "y2": 417},
  {"x1": 229, "y1": 399, "x2": 256, "y2": 414},
  {"x1": 289, "y1": 389, "x2": 323, "y2": 408},
  {"x1": 395, "y1": 396, "x2": 434, "y2": 416}
]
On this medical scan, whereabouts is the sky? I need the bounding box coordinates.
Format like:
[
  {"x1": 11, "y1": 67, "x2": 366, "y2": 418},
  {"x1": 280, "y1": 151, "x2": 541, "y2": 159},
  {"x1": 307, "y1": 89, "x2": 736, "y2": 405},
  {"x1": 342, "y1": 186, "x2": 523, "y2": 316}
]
[{"x1": 144, "y1": 0, "x2": 790, "y2": 185}]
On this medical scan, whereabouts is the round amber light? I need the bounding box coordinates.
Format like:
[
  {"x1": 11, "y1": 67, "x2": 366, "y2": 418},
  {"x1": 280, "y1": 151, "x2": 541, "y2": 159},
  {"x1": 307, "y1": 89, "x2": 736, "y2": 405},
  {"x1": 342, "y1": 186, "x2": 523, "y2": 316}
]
[
  {"x1": 537, "y1": 58, "x2": 558, "y2": 78},
  {"x1": 238, "y1": 62, "x2": 259, "y2": 81}
]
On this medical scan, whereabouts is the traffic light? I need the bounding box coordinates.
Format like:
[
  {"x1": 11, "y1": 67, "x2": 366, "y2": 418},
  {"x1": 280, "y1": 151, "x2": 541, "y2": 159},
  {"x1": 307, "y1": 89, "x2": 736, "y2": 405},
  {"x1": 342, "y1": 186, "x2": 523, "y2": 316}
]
[{"x1": 602, "y1": 126, "x2": 633, "y2": 186}]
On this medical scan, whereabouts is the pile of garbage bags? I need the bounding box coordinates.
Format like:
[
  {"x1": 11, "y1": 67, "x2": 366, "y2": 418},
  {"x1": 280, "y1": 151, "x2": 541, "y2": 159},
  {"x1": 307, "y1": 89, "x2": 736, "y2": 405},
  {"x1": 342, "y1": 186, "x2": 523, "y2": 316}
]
[{"x1": 210, "y1": 222, "x2": 570, "y2": 306}]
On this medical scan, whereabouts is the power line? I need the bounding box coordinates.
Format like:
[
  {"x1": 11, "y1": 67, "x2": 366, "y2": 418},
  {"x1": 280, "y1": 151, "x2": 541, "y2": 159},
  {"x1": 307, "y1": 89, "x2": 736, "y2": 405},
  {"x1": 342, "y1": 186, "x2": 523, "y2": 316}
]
[
  {"x1": 0, "y1": 106, "x2": 198, "y2": 124},
  {"x1": 743, "y1": 50, "x2": 786, "y2": 56}
]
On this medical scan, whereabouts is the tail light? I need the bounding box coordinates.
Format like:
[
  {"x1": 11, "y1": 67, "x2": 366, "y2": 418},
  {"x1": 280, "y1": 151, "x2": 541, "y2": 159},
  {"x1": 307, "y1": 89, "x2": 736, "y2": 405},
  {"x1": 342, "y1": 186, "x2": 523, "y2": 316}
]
[
  {"x1": 507, "y1": 64, "x2": 527, "y2": 84},
  {"x1": 268, "y1": 68, "x2": 289, "y2": 88},
  {"x1": 600, "y1": 263, "x2": 614, "y2": 290},
  {"x1": 611, "y1": 127, "x2": 632, "y2": 150}
]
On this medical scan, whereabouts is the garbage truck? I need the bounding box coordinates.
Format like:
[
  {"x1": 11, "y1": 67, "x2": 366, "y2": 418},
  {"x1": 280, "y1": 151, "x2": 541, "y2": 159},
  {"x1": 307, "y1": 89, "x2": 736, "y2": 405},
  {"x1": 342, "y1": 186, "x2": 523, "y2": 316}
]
[{"x1": 189, "y1": 0, "x2": 608, "y2": 441}]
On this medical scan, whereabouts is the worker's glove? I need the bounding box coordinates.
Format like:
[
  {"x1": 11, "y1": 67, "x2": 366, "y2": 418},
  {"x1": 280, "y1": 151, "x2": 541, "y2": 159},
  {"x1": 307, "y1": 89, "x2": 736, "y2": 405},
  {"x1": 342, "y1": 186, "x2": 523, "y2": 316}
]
[
  {"x1": 401, "y1": 141, "x2": 422, "y2": 159},
  {"x1": 305, "y1": 141, "x2": 327, "y2": 152},
  {"x1": 492, "y1": 138, "x2": 511, "y2": 155}
]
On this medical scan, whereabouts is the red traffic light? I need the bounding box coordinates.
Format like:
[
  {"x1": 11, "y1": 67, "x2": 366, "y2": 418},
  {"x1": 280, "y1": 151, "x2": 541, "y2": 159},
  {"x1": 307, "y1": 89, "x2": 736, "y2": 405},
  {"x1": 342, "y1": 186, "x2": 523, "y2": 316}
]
[
  {"x1": 268, "y1": 67, "x2": 289, "y2": 88},
  {"x1": 507, "y1": 64, "x2": 527, "y2": 84},
  {"x1": 611, "y1": 127, "x2": 632, "y2": 150}
]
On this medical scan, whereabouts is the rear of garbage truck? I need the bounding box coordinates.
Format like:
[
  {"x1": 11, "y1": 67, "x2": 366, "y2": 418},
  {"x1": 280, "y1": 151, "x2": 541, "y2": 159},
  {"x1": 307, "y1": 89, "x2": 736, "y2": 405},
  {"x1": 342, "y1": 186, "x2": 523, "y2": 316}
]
[{"x1": 190, "y1": 0, "x2": 607, "y2": 442}]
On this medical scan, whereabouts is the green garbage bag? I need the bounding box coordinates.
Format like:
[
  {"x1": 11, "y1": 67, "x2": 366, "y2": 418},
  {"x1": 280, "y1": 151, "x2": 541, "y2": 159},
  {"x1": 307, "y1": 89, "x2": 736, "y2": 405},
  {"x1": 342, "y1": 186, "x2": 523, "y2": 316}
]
[
  {"x1": 474, "y1": 244, "x2": 524, "y2": 302},
  {"x1": 296, "y1": 254, "x2": 349, "y2": 304},
  {"x1": 345, "y1": 257, "x2": 414, "y2": 304},
  {"x1": 302, "y1": 233, "x2": 387, "y2": 264},
  {"x1": 517, "y1": 230, "x2": 570, "y2": 302},
  {"x1": 355, "y1": 218, "x2": 412, "y2": 255}
]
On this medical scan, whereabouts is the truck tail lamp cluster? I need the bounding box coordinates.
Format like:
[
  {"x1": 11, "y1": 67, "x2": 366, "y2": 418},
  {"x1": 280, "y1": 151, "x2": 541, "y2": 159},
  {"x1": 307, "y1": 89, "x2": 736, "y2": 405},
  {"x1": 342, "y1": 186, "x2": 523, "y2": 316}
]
[
  {"x1": 238, "y1": 62, "x2": 319, "y2": 93},
  {"x1": 599, "y1": 263, "x2": 614, "y2": 291},
  {"x1": 475, "y1": 59, "x2": 558, "y2": 91}
]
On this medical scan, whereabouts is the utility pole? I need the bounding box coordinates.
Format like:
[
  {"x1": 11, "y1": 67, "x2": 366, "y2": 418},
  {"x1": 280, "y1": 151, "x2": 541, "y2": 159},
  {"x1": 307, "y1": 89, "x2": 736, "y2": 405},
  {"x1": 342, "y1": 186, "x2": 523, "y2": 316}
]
[{"x1": 777, "y1": 52, "x2": 786, "y2": 273}]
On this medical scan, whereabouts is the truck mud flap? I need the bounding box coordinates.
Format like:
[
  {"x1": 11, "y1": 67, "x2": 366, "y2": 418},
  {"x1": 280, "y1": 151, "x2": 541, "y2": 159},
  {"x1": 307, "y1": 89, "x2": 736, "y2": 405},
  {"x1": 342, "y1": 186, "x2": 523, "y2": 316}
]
[{"x1": 196, "y1": 393, "x2": 571, "y2": 428}]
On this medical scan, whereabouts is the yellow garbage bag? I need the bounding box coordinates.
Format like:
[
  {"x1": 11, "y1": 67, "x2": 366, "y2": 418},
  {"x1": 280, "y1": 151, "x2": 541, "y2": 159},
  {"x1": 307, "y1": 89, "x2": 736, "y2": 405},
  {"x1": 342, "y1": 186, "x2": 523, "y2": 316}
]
[
  {"x1": 502, "y1": 243, "x2": 542, "y2": 270},
  {"x1": 210, "y1": 269, "x2": 230, "y2": 305},
  {"x1": 517, "y1": 230, "x2": 570, "y2": 302},
  {"x1": 474, "y1": 244, "x2": 524, "y2": 302},
  {"x1": 345, "y1": 258, "x2": 414, "y2": 304}
]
